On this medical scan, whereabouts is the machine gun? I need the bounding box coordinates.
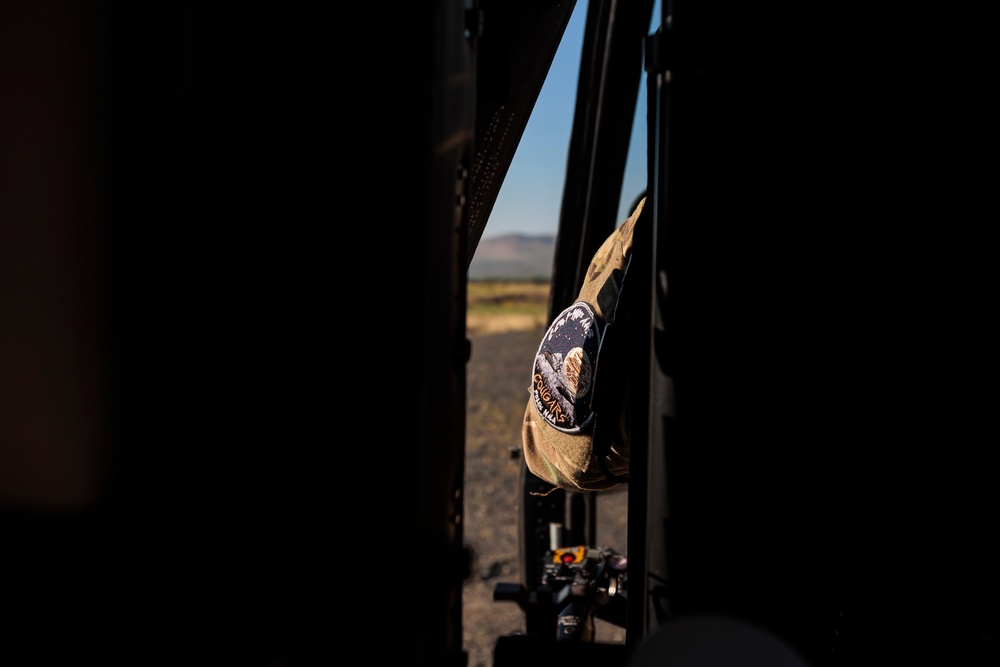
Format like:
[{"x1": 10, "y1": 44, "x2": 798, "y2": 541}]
[{"x1": 495, "y1": 539, "x2": 627, "y2": 643}]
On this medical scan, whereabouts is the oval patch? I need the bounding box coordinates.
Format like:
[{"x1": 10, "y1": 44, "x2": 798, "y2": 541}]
[{"x1": 530, "y1": 301, "x2": 601, "y2": 432}]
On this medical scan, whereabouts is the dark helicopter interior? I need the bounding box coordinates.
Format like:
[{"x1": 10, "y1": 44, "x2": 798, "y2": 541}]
[{"x1": 1, "y1": 1, "x2": 997, "y2": 666}]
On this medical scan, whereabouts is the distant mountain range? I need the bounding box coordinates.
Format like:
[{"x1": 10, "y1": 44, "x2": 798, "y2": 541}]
[{"x1": 469, "y1": 233, "x2": 555, "y2": 281}]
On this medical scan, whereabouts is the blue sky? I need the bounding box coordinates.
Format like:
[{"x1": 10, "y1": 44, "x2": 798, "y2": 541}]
[{"x1": 483, "y1": 0, "x2": 656, "y2": 240}]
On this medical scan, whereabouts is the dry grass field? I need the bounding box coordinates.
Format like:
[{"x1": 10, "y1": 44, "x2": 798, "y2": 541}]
[
  {"x1": 463, "y1": 281, "x2": 627, "y2": 667},
  {"x1": 466, "y1": 280, "x2": 551, "y2": 336}
]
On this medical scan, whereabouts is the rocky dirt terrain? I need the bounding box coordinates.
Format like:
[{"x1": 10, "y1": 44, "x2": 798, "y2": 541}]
[{"x1": 463, "y1": 326, "x2": 628, "y2": 667}]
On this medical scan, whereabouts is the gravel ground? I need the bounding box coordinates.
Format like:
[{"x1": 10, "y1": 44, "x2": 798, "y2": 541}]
[{"x1": 463, "y1": 329, "x2": 627, "y2": 667}]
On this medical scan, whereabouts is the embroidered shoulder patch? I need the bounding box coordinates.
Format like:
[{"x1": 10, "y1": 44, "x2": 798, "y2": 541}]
[{"x1": 530, "y1": 302, "x2": 601, "y2": 432}]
